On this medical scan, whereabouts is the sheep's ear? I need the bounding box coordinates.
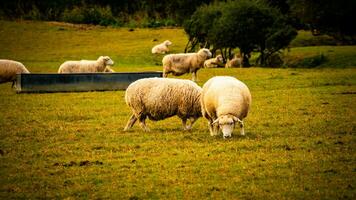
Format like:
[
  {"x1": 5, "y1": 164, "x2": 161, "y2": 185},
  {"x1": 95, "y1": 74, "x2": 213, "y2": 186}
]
[
  {"x1": 212, "y1": 118, "x2": 219, "y2": 125},
  {"x1": 232, "y1": 116, "x2": 242, "y2": 123}
]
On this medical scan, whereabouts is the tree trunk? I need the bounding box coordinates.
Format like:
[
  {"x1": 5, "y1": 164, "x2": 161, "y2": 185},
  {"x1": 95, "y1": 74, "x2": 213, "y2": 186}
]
[{"x1": 242, "y1": 52, "x2": 251, "y2": 67}]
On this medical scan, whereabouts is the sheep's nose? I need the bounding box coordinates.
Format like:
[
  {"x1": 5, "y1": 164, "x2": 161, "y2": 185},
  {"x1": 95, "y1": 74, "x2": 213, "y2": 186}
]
[{"x1": 223, "y1": 135, "x2": 231, "y2": 139}]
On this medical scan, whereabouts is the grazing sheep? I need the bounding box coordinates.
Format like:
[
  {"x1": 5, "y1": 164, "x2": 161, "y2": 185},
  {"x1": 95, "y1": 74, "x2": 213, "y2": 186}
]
[
  {"x1": 58, "y1": 56, "x2": 114, "y2": 73},
  {"x1": 201, "y1": 76, "x2": 251, "y2": 138},
  {"x1": 225, "y1": 55, "x2": 242, "y2": 68},
  {"x1": 104, "y1": 66, "x2": 115, "y2": 72},
  {"x1": 162, "y1": 48, "x2": 212, "y2": 82},
  {"x1": 204, "y1": 55, "x2": 224, "y2": 68},
  {"x1": 124, "y1": 77, "x2": 202, "y2": 132},
  {"x1": 0, "y1": 59, "x2": 30, "y2": 87},
  {"x1": 152, "y1": 40, "x2": 172, "y2": 54}
]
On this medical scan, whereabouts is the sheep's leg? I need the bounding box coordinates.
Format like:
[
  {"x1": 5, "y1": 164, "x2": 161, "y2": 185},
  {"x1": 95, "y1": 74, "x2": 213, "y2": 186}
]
[
  {"x1": 192, "y1": 72, "x2": 197, "y2": 82},
  {"x1": 124, "y1": 114, "x2": 137, "y2": 131},
  {"x1": 208, "y1": 121, "x2": 219, "y2": 136},
  {"x1": 182, "y1": 118, "x2": 189, "y2": 130},
  {"x1": 138, "y1": 115, "x2": 150, "y2": 132},
  {"x1": 239, "y1": 120, "x2": 245, "y2": 136},
  {"x1": 11, "y1": 81, "x2": 15, "y2": 88},
  {"x1": 183, "y1": 117, "x2": 198, "y2": 130},
  {"x1": 162, "y1": 69, "x2": 168, "y2": 78},
  {"x1": 213, "y1": 122, "x2": 220, "y2": 136},
  {"x1": 188, "y1": 117, "x2": 198, "y2": 129}
]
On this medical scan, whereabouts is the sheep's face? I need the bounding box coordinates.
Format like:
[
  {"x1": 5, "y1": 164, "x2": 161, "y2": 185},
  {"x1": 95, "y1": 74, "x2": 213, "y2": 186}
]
[
  {"x1": 198, "y1": 48, "x2": 212, "y2": 59},
  {"x1": 213, "y1": 115, "x2": 239, "y2": 138},
  {"x1": 164, "y1": 40, "x2": 172, "y2": 46},
  {"x1": 216, "y1": 55, "x2": 223, "y2": 63},
  {"x1": 102, "y1": 56, "x2": 114, "y2": 66}
]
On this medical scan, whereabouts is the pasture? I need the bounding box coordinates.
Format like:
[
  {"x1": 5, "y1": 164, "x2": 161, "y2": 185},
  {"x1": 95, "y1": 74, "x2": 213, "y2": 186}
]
[{"x1": 0, "y1": 20, "x2": 355, "y2": 199}]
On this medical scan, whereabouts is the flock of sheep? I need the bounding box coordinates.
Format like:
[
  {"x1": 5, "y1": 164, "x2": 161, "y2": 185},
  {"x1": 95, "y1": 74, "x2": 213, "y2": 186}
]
[
  {"x1": 0, "y1": 39, "x2": 251, "y2": 138},
  {"x1": 124, "y1": 40, "x2": 251, "y2": 138}
]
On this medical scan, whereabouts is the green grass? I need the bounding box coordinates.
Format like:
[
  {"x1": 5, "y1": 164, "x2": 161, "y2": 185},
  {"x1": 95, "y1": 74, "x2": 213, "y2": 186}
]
[
  {"x1": 289, "y1": 30, "x2": 339, "y2": 47},
  {"x1": 0, "y1": 20, "x2": 356, "y2": 199}
]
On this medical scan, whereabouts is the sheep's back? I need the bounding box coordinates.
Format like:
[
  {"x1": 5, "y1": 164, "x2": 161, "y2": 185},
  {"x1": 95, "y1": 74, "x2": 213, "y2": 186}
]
[
  {"x1": 125, "y1": 78, "x2": 201, "y2": 120},
  {"x1": 0, "y1": 60, "x2": 28, "y2": 82},
  {"x1": 202, "y1": 76, "x2": 251, "y2": 118}
]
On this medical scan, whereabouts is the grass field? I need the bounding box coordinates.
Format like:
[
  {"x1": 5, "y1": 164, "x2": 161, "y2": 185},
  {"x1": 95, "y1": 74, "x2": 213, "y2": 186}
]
[{"x1": 0, "y1": 20, "x2": 356, "y2": 199}]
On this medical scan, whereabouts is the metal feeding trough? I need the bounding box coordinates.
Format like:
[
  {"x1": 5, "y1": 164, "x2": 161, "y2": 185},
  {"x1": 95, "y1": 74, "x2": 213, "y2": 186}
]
[{"x1": 16, "y1": 72, "x2": 162, "y2": 93}]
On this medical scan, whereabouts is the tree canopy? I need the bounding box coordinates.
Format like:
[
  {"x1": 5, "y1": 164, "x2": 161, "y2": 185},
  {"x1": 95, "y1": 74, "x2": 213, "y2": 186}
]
[{"x1": 184, "y1": 0, "x2": 297, "y2": 67}]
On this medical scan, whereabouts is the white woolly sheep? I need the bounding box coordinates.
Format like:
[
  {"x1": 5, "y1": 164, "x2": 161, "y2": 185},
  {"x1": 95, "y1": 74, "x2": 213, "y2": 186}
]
[
  {"x1": 201, "y1": 76, "x2": 251, "y2": 138},
  {"x1": 124, "y1": 77, "x2": 202, "y2": 132},
  {"x1": 204, "y1": 55, "x2": 224, "y2": 68},
  {"x1": 162, "y1": 48, "x2": 212, "y2": 82},
  {"x1": 152, "y1": 40, "x2": 172, "y2": 54},
  {"x1": 225, "y1": 56, "x2": 242, "y2": 68},
  {"x1": 58, "y1": 56, "x2": 114, "y2": 73},
  {"x1": 0, "y1": 59, "x2": 30, "y2": 87}
]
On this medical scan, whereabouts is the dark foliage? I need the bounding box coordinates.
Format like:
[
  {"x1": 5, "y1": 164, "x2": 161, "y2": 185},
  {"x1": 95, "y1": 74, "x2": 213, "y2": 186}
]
[
  {"x1": 0, "y1": 0, "x2": 212, "y2": 27},
  {"x1": 288, "y1": 0, "x2": 356, "y2": 44},
  {"x1": 184, "y1": 0, "x2": 297, "y2": 67}
]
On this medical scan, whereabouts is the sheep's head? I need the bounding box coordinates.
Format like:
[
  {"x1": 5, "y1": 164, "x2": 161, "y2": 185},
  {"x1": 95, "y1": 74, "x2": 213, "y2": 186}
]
[
  {"x1": 164, "y1": 40, "x2": 172, "y2": 46},
  {"x1": 212, "y1": 114, "x2": 240, "y2": 138},
  {"x1": 198, "y1": 48, "x2": 212, "y2": 59},
  {"x1": 100, "y1": 56, "x2": 114, "y2": 66},
  {"x1": 216, "y1": 55, "x2": 223, "y2": 63}
]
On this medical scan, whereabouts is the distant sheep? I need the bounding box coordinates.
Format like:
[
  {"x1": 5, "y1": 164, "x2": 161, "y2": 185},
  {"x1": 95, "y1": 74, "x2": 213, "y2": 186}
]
[
  {"x1": 58, "y1": 56, "x2": 114, "y2": 73},
  {"x1": 104, "y1": 66, "x2": 115, "y2": 72},
  {"x1": 152, "y1": 40, "x2": 172, "y2": 54},
  {"x1": 225, "y1": 55, "x2": 242, "y2": 68},
  {"x1": 124, "y1": 77, "x2": 202, "y2": 131},
  {"x1": 162, "y1": 48, "x2": 212, "y2": 82},
  {"x1": 0, "y1": 59, "x2": 30, "y2": 87},
  {"x1": 204, "y1": 55, "x2": 224, "y2": 68},
  {"x1": 201, "y1": 76, "x2": 251, "y2": 138}
]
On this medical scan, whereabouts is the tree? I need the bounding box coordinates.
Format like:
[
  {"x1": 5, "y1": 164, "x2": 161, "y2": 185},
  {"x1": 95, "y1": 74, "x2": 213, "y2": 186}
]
[
  {"x1": 288, "y1": 0, "x2": 356, "y2": 44},
  {"x1": 184, "y1": 0, "x2": 297, "y2": 67}
]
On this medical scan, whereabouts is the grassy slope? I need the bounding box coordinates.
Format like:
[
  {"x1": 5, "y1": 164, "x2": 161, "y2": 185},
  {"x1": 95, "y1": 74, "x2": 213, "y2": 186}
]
[{"x1": 0, "y1": 21, "x2": 355, "y2": 199}]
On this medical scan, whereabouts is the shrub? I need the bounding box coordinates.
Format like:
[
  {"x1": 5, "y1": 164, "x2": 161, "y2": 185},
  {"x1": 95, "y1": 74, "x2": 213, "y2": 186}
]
[
  {"x1": 61, "y1": 5, "x2": 117, "y2": 26},
  {"x1": 286, "y1": 53, "x2": 328, "y2": 68}
]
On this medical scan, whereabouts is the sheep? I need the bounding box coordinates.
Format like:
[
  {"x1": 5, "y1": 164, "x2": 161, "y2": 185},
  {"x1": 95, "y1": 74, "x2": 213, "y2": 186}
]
[
  {"x1": 204, "y1": 55, "x2": 224, "y2": 68},
  {"x1": 0, "y1": 59, "x2": 30, "y2": 88},
  {"x1": 152, "y1": 40, "x2": 172, "y2": 54},
  {"x1": 162, "y1": 48, "x2": 212, "y2": 82},
  {"x1": 225, "y1": 55, "x2": 242, "y2": 68},
  {"x1": 201, "y1": 76, "x2": 251, "y2": 138},
  {"x1": 124, "y1": 77, "x2": 202, "y2": 132},
  {"x1": 58, "y1": 56, "x2": 114, "y2": 73},
  {"x1": 103, "y1": 66, "x2": 115, "y2": 72}
]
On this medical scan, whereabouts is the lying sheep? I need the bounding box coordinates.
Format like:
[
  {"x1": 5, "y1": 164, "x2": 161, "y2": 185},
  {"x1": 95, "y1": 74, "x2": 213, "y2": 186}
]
[
  {"x1": 225, "y1": 55, "x2": 242, "y2": 68},
  {"x1": 124, "y1": 77, "x2": 202, "y2": 132},
  {"x1": 162, "y1": 48, "x2": 212, "y2": 82},
  {"x1": 201, "y1": 76, "x2": 251, "y2": 138},
  {"x1": 0, "y1": 59, "x2": 30, "y2": 87},
  {"x1": 152, "y1": 40, "x2": 172, "y2": 54},
  {"x1": 204, "y1": 55, "x2": 224, "y2": 68},
  {"x1": 58, "y1": 56, "x2": 114, "y2": 73}
]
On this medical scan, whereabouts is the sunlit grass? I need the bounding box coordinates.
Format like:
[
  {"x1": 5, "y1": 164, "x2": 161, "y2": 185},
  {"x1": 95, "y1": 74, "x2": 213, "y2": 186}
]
[{"x1": 0, "y1": 20, "x2": 355, "y2": 199}]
